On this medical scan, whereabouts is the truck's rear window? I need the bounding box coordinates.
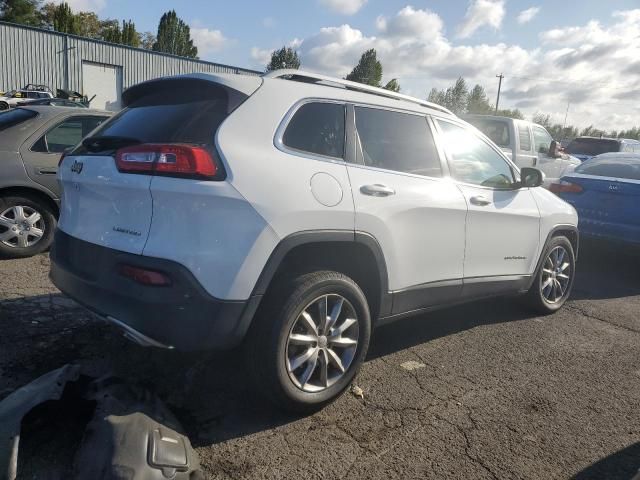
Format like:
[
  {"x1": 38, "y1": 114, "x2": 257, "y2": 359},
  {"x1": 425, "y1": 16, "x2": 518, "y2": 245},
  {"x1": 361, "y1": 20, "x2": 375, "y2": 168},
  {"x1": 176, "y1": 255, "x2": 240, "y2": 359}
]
[
  {"x1": 0, "y1": 108, "x2": 38, "y2": 131},
  {"x1": 74, "y1": 84, "x2": 229, "y2": 154},
  {"x1": 467, "y1": 118, "x2": 510, "y2": 148}
]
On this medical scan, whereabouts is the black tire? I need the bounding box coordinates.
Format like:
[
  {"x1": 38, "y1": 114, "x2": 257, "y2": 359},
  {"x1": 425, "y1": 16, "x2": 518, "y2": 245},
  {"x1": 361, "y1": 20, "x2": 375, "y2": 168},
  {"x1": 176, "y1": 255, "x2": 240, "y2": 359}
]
[
  {"x1": 0, "y1": 195, "x2": 57, "y2": 259},
  {"x1": 245, "y1": 271, "x2": 371, "y2": 412},
  {"x1": 0, "y1": 101, "x2": 8, "y2": 111},
  {"x1": 525, "y1": 235, "x2": 575, "y2": 314}
]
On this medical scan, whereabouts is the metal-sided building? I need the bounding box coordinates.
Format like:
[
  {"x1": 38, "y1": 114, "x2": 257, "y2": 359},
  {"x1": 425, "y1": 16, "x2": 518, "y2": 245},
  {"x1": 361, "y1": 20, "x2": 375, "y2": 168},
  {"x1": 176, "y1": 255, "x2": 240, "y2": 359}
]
[{"x1": 0, "y1": 21, "x2": 260, "y2": 111}]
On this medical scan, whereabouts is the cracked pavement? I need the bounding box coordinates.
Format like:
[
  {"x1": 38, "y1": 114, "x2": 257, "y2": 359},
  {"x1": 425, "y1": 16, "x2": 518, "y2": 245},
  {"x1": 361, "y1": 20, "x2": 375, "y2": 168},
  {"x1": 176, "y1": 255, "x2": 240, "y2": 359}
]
[{"x1": 1, "y1": 241, "x2": 639, "y2": 479}]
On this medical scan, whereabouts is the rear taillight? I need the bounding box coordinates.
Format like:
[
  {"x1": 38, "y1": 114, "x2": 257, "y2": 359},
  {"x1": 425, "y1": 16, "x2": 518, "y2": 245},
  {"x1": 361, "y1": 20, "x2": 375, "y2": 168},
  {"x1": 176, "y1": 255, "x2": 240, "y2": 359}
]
[
  {"x1": 115, "y1": 144, "x2": 222, "y2": 179},
  {"x1": 550, "y1": 181, "x2": 583, "y2": 194},
  {"x1": 117, "y1": 264, "x2": 171, "y2": 287},
  {"x1": 58, "y1": 151, "x2": 68, "y2": 167}
]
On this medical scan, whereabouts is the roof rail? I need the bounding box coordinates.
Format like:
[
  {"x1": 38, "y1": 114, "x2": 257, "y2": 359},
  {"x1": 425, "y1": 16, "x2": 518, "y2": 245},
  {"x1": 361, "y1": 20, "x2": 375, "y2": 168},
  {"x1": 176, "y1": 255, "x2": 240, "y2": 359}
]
[{"x1": 264, "y1": 69, "x2": 454, "y2": 115}]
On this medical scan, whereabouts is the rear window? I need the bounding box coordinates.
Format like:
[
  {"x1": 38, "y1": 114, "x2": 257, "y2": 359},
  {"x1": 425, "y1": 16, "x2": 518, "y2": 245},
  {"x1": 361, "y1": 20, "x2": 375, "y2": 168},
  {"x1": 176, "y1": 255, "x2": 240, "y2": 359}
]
[
  {"x1": 575, "y1": 157, "x2": 640, "y2": 180},
  {"x1": 517, "y1": 124, "x2": 532, "y2": 151},
  {"x1": 74, "y1": 84, "x2": 229, "y2": 154},
  {"x1": 0, "y1": 108, "x2": 38, "y2": 131},
  {"x1": 467, "y1": 119, "x2": 510, "y2": 148},
  {"x1": 566, "y1": 138, "x2": 620, "y2": 156},
  {"x1": 282, "y1": 102, "x2": 345, "y2": 159}
]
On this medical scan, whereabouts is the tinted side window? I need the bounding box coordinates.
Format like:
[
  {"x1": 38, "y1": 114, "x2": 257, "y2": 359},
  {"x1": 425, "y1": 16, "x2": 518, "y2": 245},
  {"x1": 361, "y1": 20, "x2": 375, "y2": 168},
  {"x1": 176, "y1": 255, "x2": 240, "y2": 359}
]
[
  {"x1": 437, "y1": 120, "x2": 514, "y2": 188},
  {"x1": 518, "y1": 124, "x2": 532, "y2": 151},
  {"x1": 532, "y1": 126, "x2": 553, "y2": 154},
  {"x1": 33, "y1": 116, "x2": 107, "y2": 153},
  {"x1": 282, "y1": 102, "x2": 345, "y2": 158},
  {"x1": 355, "y1": 107, "x2": 441, "y2": 177}
]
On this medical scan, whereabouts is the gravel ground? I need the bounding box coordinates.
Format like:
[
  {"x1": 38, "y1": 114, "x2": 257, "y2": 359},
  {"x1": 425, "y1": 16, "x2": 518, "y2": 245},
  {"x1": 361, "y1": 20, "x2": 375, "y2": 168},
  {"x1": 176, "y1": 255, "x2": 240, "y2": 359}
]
[{"x1": 0, "y1": 241, "x2": 639, "y2": 479}]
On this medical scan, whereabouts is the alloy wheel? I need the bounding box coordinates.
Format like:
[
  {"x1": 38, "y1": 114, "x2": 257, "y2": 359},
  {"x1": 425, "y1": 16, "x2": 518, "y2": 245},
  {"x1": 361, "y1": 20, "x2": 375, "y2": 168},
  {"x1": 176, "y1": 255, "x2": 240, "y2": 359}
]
[
  {"x1": 0, "y1": 205, "x2": 45, "y2": 248},
  {"x1": 541, "y1": 246, "x2": 572, "y2": 303},
  {"x1": 285, "y1": 294, "x2": 359, "y2": 393}
]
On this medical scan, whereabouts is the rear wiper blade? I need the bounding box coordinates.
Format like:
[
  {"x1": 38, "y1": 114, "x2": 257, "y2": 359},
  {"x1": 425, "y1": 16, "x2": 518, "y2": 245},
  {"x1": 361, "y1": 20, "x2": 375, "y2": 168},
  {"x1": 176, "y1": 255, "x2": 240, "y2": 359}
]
[{"x1": 82, "y1": 136, "x2": 142, "y2": 153}]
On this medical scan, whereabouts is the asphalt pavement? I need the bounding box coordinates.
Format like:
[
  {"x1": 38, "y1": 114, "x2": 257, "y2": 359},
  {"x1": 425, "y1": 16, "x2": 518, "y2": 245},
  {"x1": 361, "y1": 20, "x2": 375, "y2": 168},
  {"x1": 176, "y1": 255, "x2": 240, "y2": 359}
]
[{"x1": 0, "y1": 241, "x2": 638, "y2": 479}]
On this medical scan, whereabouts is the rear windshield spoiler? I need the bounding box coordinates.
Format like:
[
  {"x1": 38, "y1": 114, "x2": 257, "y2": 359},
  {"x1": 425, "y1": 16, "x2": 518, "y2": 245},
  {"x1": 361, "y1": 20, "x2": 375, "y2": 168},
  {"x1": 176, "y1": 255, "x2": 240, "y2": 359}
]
[{"x1": 122, "y1": 74, "x2": 263, "y2": 111}]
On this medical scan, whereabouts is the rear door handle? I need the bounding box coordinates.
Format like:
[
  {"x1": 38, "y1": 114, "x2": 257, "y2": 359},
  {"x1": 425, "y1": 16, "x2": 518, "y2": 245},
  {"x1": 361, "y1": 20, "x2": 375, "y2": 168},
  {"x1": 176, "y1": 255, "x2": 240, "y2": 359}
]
[
  {"x1": 470, "y1": 195, "x2": 492, "y2": 206},
  {"x1": 360, "y1": 184, "x2": 395, "y2": 197}
]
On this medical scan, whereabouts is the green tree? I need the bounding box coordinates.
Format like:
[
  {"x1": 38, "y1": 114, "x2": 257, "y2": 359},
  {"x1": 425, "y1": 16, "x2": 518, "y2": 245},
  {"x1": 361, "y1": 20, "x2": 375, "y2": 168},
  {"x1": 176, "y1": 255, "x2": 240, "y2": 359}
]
[
  {"x1": 346, "y1": 49, "x2": 382, "y2": 87},
  {"x1": 427, "y1": 87, "x2": 446, "y2": 107},
  {"x1": 152, "y1": 10, "x2": 197, "y2": 58},
  {"x1": 75, "y1": 11, "x2": 101, "y2": 38},
  {"x1": 383, "y1": 78, "x2": 400, "y2": 92},
  {"x1": 266, "y1": 46, "x2": 300, "y2": 71},
  {"x1": 121, "y1": 19, "x2": 139, "y2": 47},
  {"x1": 100, "y1": 18, "x2": 120, "y2": 43},
  {"x1": 140, "y1": 31, "x2": 156, "y2": 49},
  {"x1": 580, "y1": 125, "x2": 606, "y2": 137},
  {"x1": 496, "y1": 108, "x2": 524, "y2": 120},
  {"x1": 52, "y1": 2, "x2": 79, "y2": 34},
  {"x1": 428, "y1": 77, "x2": 468, "y2": 115},
  {"x1": 0, "y1": 0, "x2": 42, "y2": 26},
  {"x1": 446, "y1": 77, "x2": 469, "y2": 115},
  {"x1": 466, "y1": 84, "x2": 492, "y2": 114}
]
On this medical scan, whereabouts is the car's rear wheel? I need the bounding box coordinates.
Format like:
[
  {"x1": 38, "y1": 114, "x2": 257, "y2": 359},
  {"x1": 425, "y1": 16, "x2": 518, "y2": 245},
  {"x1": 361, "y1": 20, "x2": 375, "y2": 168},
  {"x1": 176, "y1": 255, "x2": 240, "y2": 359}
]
[
  {"x1": 525, "y1": 235, "x2": 575, "y2": 313},
  {"x1": 0, "y1": 195, "x2": 56, "y2": 258},
  {"x1": 0, "y1": 102, "x2": 9, "y2": 111},
  {"x1": 246, "y1": 271, "x2": 371, "y2": 412}
]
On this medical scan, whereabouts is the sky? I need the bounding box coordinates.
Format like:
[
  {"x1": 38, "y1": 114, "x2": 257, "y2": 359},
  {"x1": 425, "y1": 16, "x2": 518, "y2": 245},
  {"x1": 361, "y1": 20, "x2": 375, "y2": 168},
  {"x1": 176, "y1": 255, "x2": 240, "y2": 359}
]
[{"x1": 65, "y1": 0, "x2": 640, "y2": 131}]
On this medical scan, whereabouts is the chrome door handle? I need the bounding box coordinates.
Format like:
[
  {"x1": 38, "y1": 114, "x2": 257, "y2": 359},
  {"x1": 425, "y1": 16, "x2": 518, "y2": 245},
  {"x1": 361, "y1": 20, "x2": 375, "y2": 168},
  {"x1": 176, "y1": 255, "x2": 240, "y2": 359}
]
[
  {"x1": 470, "y1": 195, "x2": 492, "y2": 206},
  {"x1": 360, "y1": 184, "x2": 396, "y2": 197}
]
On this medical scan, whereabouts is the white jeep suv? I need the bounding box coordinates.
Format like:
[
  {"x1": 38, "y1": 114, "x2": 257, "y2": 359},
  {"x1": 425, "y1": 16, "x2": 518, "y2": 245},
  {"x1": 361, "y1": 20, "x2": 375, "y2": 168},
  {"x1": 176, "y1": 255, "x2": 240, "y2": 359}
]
[{"x1": 51, "y1": 70, "x2": 578, "y2": 411}]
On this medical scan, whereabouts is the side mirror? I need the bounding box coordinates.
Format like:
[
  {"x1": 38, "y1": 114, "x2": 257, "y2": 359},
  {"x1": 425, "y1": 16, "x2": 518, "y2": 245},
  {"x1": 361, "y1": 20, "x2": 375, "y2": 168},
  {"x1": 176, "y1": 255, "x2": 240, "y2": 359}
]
[
  {"x1": 548, "y1": 140, "x2": 562, "y2": 158},
  {"x1": 520, "y1": 167, "x2": 545, "y2": 188}
]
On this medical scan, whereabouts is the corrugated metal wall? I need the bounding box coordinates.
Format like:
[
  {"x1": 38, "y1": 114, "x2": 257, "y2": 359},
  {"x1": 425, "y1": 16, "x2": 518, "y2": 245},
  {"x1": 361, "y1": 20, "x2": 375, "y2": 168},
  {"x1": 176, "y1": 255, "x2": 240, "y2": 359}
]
[{"x1": 0, "y1": 21, "x2": 260, "y2": 94}]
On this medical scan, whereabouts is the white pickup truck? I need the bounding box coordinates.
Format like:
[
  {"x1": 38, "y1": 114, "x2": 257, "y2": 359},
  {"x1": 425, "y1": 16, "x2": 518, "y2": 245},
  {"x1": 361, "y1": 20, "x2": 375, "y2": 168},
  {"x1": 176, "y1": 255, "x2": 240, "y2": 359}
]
[{"x1": 464, "y1": 115, "x2": 580, "y2": 186}]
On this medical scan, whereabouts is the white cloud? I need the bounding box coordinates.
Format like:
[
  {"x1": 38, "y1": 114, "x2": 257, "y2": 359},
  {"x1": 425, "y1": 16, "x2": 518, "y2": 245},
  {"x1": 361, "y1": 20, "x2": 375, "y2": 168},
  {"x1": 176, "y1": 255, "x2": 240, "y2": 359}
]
[
  {"x1": 457, "y1": 0, "x2": 505, "y2": 39},
  {"x1": 64, "y1": 0, "x2": 106, "y2": 11},
  {"x1": 318, "y1": 0, "x2": 367, "y2": 16},
  {"x1": 250, "y1": 47, "x2": 272, "y2": 66},
  {"x1": 517, "y1": 6, "x2": 540, "y2": 24},
  {"x1": 190, "y1": 27, "x2": 228, "y2": 56},
  {"x1": 254, "y1": 6, "x2": 640, "y2": 131}
]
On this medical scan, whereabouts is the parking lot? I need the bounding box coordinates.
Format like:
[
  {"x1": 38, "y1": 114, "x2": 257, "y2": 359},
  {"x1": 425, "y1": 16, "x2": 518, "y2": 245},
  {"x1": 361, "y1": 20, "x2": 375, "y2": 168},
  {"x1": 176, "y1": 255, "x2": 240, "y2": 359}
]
[{"x1": 1, "y1": 241, "x2": 639, "y2": 479}]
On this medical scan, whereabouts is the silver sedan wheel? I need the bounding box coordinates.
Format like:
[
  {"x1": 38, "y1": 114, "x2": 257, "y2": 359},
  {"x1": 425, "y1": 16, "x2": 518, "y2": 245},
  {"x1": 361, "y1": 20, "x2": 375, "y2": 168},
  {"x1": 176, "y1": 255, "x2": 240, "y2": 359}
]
[
  {"x1": 286, "y1": 294, "x2": 359, "y2": 393},
  {"x1": 541, "y1": 246, "x2": 572, "y2": 303},
  {"x1": 0, "y1": 205, "x2": 45, "y2": 248}
]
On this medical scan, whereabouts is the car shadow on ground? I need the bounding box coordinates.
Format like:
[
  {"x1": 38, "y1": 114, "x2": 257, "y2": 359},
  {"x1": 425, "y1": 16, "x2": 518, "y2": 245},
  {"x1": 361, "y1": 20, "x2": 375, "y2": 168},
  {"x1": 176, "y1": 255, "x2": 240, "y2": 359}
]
[
  {"x1": 572, "y1": 442, "x2": 640, "y2": 479},
  {"x1": 0, "y1": 291, "x2": 539, "y2": 449},
  {"x1": 570, "y1": 240, "x2": 640, "y2": 301}
]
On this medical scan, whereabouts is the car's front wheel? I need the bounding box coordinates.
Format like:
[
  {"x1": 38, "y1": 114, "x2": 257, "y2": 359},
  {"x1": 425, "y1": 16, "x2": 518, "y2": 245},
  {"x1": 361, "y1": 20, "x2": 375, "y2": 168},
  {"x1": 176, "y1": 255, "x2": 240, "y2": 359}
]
[
  {"x1": 0, "y1": 102, "x2": 9, "y2": 111},
  {"x1": 246, "y1": 271, "x2": 371, "y2": 412},
  {"x1": 0, "y1": 195, "x2": 56, "y2": 258},
  {"x1": 525, "y1": 235, "x2": 575, "y2": 313}
]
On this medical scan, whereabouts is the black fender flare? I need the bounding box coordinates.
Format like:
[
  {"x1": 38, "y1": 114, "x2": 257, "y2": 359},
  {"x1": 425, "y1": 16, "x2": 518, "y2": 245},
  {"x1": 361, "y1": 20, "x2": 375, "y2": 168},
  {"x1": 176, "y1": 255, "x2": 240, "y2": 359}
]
[
  {"x1": 525, "y1": 224, "x2": 579, "y2": 291},
  {"x1": 249, "y1": 230, "x2": 391, "y2": 316}
]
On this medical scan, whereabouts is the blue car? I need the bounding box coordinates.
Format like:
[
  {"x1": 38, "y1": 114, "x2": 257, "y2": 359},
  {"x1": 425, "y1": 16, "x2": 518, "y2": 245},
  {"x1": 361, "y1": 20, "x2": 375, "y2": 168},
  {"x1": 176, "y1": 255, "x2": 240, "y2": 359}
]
[{"x1": 551, "y1": 153, "x2": 640, "y2": 246}]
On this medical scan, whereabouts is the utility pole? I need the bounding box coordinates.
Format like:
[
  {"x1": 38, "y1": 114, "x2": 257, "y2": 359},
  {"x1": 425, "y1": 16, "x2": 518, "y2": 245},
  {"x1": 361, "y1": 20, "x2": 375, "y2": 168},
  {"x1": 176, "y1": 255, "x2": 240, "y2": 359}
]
[
  {"x1": 495, "y1": 73, "x2": 504, "y2": 114},
  {"x1": 562, "y1": 101, "x2": 570, "y2": 131}
]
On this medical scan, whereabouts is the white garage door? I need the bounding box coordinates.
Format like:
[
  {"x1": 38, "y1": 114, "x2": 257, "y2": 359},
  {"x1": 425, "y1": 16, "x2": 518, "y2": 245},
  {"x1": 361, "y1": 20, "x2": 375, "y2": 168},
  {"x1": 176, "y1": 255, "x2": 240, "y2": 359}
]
[{"x1": 82, "y1": 61, "x2": 122, "y2": 111}]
